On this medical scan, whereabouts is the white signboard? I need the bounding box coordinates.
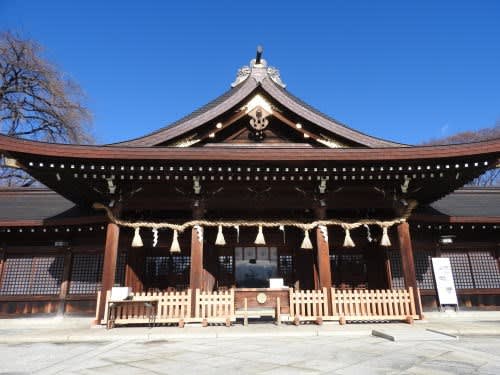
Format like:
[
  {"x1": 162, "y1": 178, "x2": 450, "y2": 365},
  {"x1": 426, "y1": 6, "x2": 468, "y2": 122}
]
[{"x1": 431, "y1": 258, "x2": 458, "y2": 306}]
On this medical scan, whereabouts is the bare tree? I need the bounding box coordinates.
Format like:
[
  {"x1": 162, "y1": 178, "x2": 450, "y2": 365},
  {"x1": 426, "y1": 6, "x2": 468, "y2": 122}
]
[
  {"x1": 0, "y1": 31, "x2": 92, "y2": 186},
  {"x1": 421, "y1": 122, "x2": 500, "y2": 187}
]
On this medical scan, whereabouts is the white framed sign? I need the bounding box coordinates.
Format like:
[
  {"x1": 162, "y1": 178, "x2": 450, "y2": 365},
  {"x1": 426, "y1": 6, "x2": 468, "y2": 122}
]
[{"x1": 431, "y1": 257, "x2": 458, "y2": 306}]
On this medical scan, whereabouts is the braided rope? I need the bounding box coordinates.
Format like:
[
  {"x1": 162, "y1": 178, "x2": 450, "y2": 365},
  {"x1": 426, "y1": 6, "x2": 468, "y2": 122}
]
[{"x1": 93, "y1": 203, "x2": 409, "y2": 233}]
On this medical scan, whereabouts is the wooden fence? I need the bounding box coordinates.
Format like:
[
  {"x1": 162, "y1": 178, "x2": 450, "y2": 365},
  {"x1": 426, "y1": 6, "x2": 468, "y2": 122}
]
[
  {"x1": 289, "y1": 288, "x2": 330, "y2": 324},
  {"x1": 195, "y1": 288, "x2": 235, "y2": 326},
  {"x1": 331, "y1": 288, "x2": 418, "y2": 323},
  {"x1": 101, "y1": 287, "x2": 418, "y2": 327},
  {"x1": 138, "y1": 290, "x2": 191, "y2": 324},
  {"x1": 103, "y1": 290, "x2": 191, "y2": 327}
]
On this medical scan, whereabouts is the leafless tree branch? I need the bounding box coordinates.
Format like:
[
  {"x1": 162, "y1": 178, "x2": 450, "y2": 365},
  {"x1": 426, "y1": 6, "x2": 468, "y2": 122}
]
[
  {"x1": 421, "y1": 121, "x2": 500, "y2": 187},
  {"x1": 0, "y1": 31, "x2": 93, "y2": 186}
]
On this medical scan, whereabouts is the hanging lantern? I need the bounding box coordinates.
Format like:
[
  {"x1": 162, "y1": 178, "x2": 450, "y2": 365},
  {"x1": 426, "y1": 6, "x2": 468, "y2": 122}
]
[
  {"x1": 131, "y1": 227, "x2": 143, "y2": 247},
  {"x1": 300, "y1": 229, "x2": 313, "y2": 249},
  {"x1": 170, "y1": 229, "x2": 181, "y2": 253},
  {"x1": 380, "y1": 226, "x2": 392, "y2": 247},
  {"x1": 215, "y1": 225, "x2": 226, "y2": 245},
  {"x1": 254, "y1": 225, "x2": 266, "y2": 245},
  {"x1": 152, "y1": 228, "x2": 158, "y2": 247},
  {"x1": 342, "y1": 226, "x2": 355, "y2": 247}
]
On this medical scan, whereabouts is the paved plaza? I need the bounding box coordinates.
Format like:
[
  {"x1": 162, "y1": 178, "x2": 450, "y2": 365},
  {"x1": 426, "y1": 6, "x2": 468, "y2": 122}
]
[
  {"x1": 1, "y1": 312, "x2": 500, "y2": 374},
  {"x1": 2, "y1": 334, "x2": 500, "y2": 374}
]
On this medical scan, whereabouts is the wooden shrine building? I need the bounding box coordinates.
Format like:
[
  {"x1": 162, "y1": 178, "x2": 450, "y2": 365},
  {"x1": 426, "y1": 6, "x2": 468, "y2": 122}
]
[{"x1": 0, "y1": 50, "x2": 499, "y2": 322}]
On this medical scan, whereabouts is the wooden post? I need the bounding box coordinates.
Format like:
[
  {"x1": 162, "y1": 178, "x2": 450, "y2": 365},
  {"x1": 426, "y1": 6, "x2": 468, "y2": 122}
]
[
  {"x1": 316, "y1": 226, "x2": 332, "y2": 289},
  {"x1": 189, "y1": 226, "x2": 203, "y2": 291},
  {"x1": 314, "y1": 206, "x2": 332, "y2": 290},
  {"x1": 0, "y1": 249, "x2": 5, "y2": 286},
  {"x1": 397, "y1": 222, "x2": 423, "y2": 318},
  {"x1": 125, "y1": 246, "x2": 142, "y2": 292},
  {"x1": 94, "y1": 222, "x2": 120, "y2": 325},
  {"x1": 57, "y1": 250, "x2": 72, "y2": 316},
  {"x1": 189, "y1": 202, "x2": 204, "y2": 316}
]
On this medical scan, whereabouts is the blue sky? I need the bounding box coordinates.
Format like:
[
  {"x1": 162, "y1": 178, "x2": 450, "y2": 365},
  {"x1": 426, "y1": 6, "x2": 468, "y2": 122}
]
[{"x1": 1, "y1": 0, "x2": 499, "y2": 145}]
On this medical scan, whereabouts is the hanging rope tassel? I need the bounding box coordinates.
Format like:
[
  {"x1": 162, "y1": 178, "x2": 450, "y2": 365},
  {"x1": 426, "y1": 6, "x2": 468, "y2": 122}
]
[
  {"x1": 234, "y1": 225, "x2": 240, "y2": 243},
  {"x1": 170, "y1": 230, "x2": 181, "y2": 253},
  {"x1": 215, "y1": 225, "x2": 226, "y2": 245},
  {"x1": 300, "y1": 230, "x2": 313, "y2": 249},
  {"x1": 279, "y1": 225, "x2": 286, "y2": 244},
  {"x1": 194, "y1": 225, "x2": 203, "y2": 243},
  {"x1": 132, "y1": 227, "x2": 143, "y2": 247},
  {"x1": 152, "y1": 228, "x2": 158, "y2": 247},
  {"x1": 254, "y1": 225, "x2": 266, "y2": 245},
  {"x1": 380, "y1": 226, "x2": 392, "y2": 247},
  {"x1": 342, "y1": 227, "x2": 355, "y2": 247},
  {"x1": 363, "y1": 224, "x2": 373, "y2": 243},
  {"x1": 318, "y1": 225, "x2": 328, "y2": 243}
]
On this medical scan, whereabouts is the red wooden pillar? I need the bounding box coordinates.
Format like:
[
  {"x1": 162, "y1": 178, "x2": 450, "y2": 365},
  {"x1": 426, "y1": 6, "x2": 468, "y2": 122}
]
[
  {"x1": 189, "y1": 226, "x2": 204, "y2": 291},
  {"x1": 316, "y1": 227, "x2": 332, "y2": 289},
  {"x1": 57, "y1": 250, "x2": 73, "y2": 316},
  {"x1": 0, "y1": 249, "x2": 5, "y2": 285},
  {"x1": 94, "y1": 222, "x2": 120, "y2": 324},
  {"x1": 315, "y1": 207, "x2": 332, "y2": 289},
  {"x1": 189, "y1": 203, "x2": 204, "y2": 291},
  {"x1": 397, "y1": 222, "x2": 423, "y2": 318},
  {"x1": 125, "y1": 248, "x2": 142, "y2": 293}
]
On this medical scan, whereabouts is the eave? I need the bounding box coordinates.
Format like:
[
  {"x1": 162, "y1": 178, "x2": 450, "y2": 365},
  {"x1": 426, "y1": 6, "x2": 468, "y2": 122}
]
[{"x1": 1, "y1": 134, "x2": 499, "y2": 162}]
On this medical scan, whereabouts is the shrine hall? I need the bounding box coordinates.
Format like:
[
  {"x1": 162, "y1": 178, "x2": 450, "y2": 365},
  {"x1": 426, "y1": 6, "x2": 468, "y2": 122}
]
[{"x1": 0, "y1": 49, "x2": 499, "y2": 325}]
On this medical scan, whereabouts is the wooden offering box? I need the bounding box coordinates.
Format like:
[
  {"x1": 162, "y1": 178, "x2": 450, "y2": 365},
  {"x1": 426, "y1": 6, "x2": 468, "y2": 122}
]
[{"x1": 235, "y1": 288, "x2": 290, "y2": 316}]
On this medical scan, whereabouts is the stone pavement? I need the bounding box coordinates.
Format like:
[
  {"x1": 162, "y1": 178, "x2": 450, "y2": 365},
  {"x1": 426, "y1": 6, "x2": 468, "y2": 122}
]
[
  {"x1": 0, "y1": 311, "x2": 499, "y2": 374},
  {"x1": 1, "y1": 334, "x2": 500, "y2": 374}
]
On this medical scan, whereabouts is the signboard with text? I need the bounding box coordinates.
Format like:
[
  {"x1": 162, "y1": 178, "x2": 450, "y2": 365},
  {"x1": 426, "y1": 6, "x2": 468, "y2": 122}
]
[{"x1": 432, "y1": 257, "x2": 458, "y2": 306}]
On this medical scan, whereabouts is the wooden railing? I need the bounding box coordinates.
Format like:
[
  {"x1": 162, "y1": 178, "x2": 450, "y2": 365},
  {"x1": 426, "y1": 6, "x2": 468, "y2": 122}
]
[
  {"x1": 100, "y1": 287, "x2": 418, "y2": 327},
  {"x1": 195, "y1": 288, "x2": 235, "y2": 326},
  {"x1": 289, "y1": 288, "x2": 330, "y2": 324},
  {"x1": 103, "y1": 290, "x2": 191, "y2": 327},
  {"x1": 137, "y1": 290, "x2": 191, "y2": 324},
  {"x1": 331, "y1": 288, "x2": 418, "y2": 324}
]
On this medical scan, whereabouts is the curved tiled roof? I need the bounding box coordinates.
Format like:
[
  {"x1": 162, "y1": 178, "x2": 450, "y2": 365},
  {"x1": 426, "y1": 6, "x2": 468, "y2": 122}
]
[
  {"x1": 0, "y1": 188, "x2": 103, "y2": 226},
  {"x1": 425, "y1": 188, "x2": 500, "y2": 217},
  {"x1": 113, "y1": 78, "x2": 259, "y2": 147},
  {"x1": 112, "y1": 72, "x2": 404, "y2": 148}
]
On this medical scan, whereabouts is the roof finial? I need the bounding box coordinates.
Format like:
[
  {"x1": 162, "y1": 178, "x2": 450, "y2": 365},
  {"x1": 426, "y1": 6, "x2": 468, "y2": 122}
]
[
  {"x1": 255, "y1": 45, "x2": 263, "y2": 65},
  {"x1": 231, "y1": 46, "x2": 286, "y2": 88}
]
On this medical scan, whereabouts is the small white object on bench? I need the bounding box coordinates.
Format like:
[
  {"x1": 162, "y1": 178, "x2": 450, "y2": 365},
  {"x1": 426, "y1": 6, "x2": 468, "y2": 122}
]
[
  {"x1": 269, "y1": 278, "x2": 284, "y2": 288},
  {"x1": 110, "y1": 287, "x2": 132, "y2": 301}
]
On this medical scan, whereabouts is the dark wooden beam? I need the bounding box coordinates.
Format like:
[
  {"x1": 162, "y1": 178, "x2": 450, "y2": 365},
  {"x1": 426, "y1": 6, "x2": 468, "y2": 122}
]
[
  {"x1": 397, "y1": 222, "x2": 423, "y2": 318},
  {"x1": 94, "y1": 222, "x2": 120, "y2": 325}
]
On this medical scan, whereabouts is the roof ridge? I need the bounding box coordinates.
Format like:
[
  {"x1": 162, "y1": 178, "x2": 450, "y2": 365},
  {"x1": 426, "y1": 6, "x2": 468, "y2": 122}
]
[
  {"x1": 264, "y1": 79, "x2": 408, "y2": 147},
  {"x1": 109, "y1": 78, "x2": 257, "y2": 147}
]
